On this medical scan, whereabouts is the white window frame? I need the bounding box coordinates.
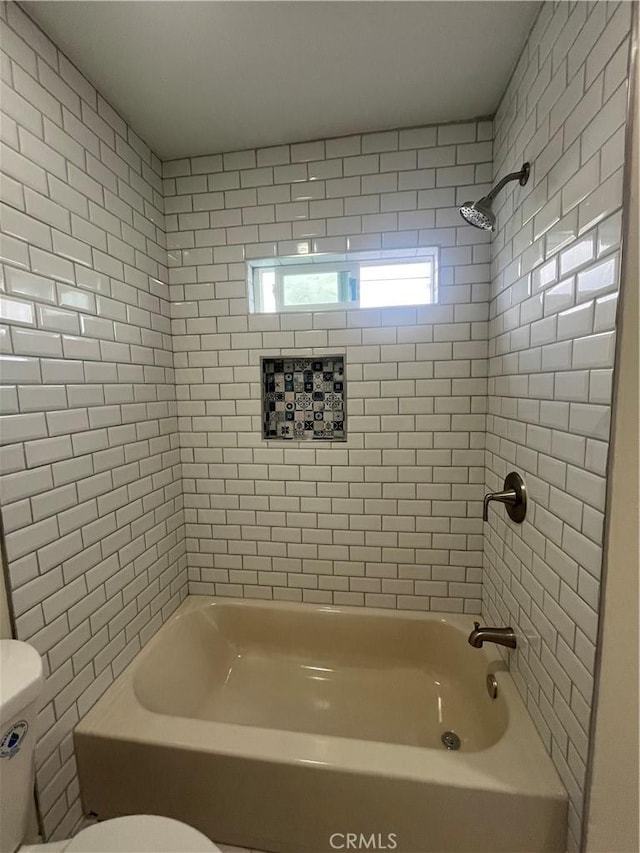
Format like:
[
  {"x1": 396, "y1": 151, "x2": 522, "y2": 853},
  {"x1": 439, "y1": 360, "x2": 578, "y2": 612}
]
[{"x1": 249, "y1": 249, "x2": 439, "y2": 314}]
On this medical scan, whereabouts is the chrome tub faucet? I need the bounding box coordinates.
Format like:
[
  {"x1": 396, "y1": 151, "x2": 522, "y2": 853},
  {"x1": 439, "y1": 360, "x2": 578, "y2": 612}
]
[{"x1": 468, "y1": 622, "x2": 517, "y2": 650}]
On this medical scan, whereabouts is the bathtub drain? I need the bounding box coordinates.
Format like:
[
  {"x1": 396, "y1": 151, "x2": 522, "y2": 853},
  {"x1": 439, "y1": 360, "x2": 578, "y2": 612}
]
[{"x1": 441, "y1": 731, "x2": 461, "y2": 750}]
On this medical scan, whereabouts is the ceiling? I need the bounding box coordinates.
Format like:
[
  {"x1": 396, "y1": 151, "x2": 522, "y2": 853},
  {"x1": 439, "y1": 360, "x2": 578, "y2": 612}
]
[{"x1": 24, "y1": 1, "x2": 541, "y2": 161}]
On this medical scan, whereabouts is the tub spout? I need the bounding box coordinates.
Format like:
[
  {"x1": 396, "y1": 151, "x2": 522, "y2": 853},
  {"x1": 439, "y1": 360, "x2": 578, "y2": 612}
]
[{"x1": 468, "y1": 622, "x2": 517, "y2": 650}]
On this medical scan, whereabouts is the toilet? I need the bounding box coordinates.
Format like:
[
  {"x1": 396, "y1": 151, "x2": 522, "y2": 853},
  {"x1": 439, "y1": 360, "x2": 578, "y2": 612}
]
[{"x1": 0, "y1": 640, "x2": 221, "y2": 853}]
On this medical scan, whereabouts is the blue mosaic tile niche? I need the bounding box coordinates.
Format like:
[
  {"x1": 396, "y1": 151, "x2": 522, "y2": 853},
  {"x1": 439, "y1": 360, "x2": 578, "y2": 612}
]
[{"x1": 261, "y1": 355, "x2": 346, "y2": 441}]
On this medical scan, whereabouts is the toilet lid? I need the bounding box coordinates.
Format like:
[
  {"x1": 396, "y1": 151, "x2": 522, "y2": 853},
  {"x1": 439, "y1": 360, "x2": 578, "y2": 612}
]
[{"x1": 65, "y1": 815, "x2": 220, "y2": 852}]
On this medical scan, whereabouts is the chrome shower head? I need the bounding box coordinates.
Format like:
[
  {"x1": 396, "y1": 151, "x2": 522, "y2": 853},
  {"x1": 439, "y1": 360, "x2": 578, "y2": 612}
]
[
  {"x1": 459, "y1": 162, "x2": 530, "y2": 231},
  {"x1": 459, "y1": 198, "x2": 495, "y2": 231}
]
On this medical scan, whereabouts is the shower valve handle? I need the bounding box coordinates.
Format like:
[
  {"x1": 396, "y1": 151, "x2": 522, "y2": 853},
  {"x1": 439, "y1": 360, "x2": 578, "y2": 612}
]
[{"x1": 483, "y1": 472, "x2": 527, "y2": 523}]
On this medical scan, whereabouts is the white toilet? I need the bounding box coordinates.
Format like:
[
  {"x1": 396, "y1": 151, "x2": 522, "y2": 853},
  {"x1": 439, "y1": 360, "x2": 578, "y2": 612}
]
[{"x1": 0, "y1": 640, "x2": 221, "y2": 853}]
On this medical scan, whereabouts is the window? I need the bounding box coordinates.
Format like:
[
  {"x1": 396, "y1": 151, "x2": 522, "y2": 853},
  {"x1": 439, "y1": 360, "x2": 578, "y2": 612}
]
[{"x1": 248, "y1": 248, "x2": 438, "y2": 314}]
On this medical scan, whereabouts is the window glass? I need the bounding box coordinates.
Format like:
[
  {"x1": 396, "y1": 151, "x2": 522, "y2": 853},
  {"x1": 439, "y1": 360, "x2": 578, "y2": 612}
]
[
  {"x1": 248, "y1": 249, "x2": 438, "y2": 313},
  {"x1": 359, "y1": 262, "x2": 432, "y2": 308},
  {"x1": 282, "y1": 272, "x2": 341, "y2": 306}
]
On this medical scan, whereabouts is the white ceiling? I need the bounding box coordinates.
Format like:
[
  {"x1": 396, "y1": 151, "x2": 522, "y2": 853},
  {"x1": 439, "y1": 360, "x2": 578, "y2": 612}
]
[{"x1": 24, "y1": 1, "x2": 541, "y2": 161}]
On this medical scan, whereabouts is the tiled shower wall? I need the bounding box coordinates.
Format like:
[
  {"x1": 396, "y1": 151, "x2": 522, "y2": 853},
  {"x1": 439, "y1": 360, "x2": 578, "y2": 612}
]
[
  {"x1": 0, "y1": 3, "x2": 186, "y2": 839},
  {"x1": 165, "y1": 121, "x2": 494, "y2": 613},
  {"x1": 482, "y1": 2, "x2": 632, "y2": 849}
]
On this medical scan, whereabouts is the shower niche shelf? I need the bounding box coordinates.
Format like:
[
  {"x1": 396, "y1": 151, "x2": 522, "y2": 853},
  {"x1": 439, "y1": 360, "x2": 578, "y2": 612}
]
[{"x1": 261, "y1": 355, "x2": 346, "y2": 441}]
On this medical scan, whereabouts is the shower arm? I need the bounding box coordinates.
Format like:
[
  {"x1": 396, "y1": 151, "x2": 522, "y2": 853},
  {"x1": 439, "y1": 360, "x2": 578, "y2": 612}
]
[{"x1": 484, "y1": 162, "x2": 530, "y2": 201}]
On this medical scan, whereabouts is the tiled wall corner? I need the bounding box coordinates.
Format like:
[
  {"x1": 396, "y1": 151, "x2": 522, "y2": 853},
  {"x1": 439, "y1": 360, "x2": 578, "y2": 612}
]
[
  {"x1": 484, "y1": 2, "x2": 632, "y2": 848},
  {"x1": 0, "y1": 2, "x2": 186, "y2": 839},
  {"x1": 166, "y1": 119, "x2": 494, "y2": 614}
]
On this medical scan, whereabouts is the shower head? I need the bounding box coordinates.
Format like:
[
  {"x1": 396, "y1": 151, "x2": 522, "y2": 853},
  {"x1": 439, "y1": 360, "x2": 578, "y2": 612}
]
[
  {"x1": 459, "y1": 198, "x2": 495, "y2": 231},
  {"x1": 459, "y1": 162, "x2": 530, "y2": 231}
]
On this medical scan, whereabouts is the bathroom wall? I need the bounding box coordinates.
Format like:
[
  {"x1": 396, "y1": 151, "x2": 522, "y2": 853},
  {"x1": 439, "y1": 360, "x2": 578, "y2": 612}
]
[
  {"x1": 483, "y1": 2, "x2": 633, "y2": 849},
  {"x1": 164, "y1": 120, "x2": 494, "y2": 612},
  {"x1": 0, "y1": 3, "x2": 186, "y2": 839},
  {"x1": 586, "y1": 10, "x2": 638, "y2": 847}
]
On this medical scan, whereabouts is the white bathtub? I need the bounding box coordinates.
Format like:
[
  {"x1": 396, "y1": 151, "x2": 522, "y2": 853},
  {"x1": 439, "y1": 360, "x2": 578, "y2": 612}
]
[{"x1": 74, "y1": 596, "x2": 567, "y2": 852}]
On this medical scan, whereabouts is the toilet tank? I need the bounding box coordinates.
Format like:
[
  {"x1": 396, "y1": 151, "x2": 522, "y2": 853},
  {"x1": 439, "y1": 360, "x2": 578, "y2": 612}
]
[{"x1": 0, "y1": 640, "x2": 44, "y2": 853}]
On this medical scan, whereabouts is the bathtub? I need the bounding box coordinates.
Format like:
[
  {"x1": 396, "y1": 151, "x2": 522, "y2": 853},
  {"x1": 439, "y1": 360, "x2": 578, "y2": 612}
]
[{"x1": 74, "y1": 596, "x2": 567, "y2": 852}]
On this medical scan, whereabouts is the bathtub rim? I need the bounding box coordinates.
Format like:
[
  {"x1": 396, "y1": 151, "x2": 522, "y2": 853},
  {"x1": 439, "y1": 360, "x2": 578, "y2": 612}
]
[{"x1": 75, "y1": 595, "x2": 567, "y2": 803}]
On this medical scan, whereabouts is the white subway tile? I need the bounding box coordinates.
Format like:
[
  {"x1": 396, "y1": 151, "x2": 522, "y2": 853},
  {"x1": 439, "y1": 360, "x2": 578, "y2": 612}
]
[
  {"x1": 572, "y1": 331, "x2": 616, "y2": 369},
  {"x1": 576, "y1": 256, "x2": 617, "y2": 301},
  {"x1": 5, "y1": 516, "x2": 59, "y2": 562},
  {"x1": 557, "y1": 302, "x2": 593, "y2": 341},
  {"x1": 0, "y1": 354, "x2": 40, "y2": 383},
  {"x1": 12, "y1": 327, "x2": 62, "y2": 357}
]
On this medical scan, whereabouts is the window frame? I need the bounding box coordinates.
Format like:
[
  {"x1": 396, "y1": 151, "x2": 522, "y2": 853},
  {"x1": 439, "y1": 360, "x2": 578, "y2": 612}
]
[{"x1": 249, "y1": 248, "x2": 439, "y2": 314}]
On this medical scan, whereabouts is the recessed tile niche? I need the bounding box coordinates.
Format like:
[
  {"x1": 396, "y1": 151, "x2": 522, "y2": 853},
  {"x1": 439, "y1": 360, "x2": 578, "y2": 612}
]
[{"x1": 261, "y1": 355, "x2": 346, "y2": 441}]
